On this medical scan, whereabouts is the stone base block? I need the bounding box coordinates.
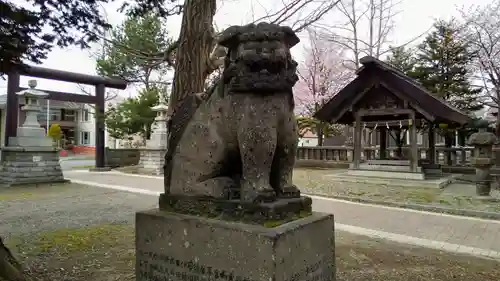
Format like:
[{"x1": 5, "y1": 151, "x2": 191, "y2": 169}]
[
  {"x1": 347, "y1": 168, "x2": 425, "y2": 180},
  {"x1": 159, "y1": 194, "x2": 312, "y2": 224},
  {"x1": 327, "y1": 172, "x2": 456, "y2": 189},
  {"x1": 139, "y1": 148, "x2": 166, "y2": 175},
  {"x1": 358, "y1": 163, "x2": 422, "y2": 173},
  {"x1": 9, "y1": 136, "x2": 53, "y2": 147},
  {"x1": 0, "y1": 146, "x2": 64, "y2": 186},
  {"x1": 136, "y1": 210, "x2": 335, "y2": 281}
]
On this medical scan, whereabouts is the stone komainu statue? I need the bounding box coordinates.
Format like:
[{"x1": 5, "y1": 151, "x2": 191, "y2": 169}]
[{"x1": 164, "y1": 22, "x2": 301, "y2": 203}]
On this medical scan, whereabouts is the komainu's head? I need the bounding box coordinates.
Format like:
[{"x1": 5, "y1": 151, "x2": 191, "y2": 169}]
[{"x1": 219, "y1": 22, "x2": 299, "y2": 94}]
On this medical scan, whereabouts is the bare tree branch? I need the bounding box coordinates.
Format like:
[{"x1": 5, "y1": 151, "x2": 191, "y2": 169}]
[
  {"x1": 295, "y1": 29, "x2": 355, "y2": 116},
  {"x1": 459, "y1": 1, "x2": 500, "y2": 114},
  {"x1": 316, "y1": 0, "x2": 405, "y2": 69}
]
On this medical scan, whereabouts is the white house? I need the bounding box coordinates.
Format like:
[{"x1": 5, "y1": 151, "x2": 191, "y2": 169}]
[
  {"x1": 0, "y1": 94, "x2": 93, "y2": 146},
  {"x1": 0, "y1": 93, "x2": 130, "y2": 148},
  {"x1": 298, "y1": 130, "x2": 318, "y2": 146}
]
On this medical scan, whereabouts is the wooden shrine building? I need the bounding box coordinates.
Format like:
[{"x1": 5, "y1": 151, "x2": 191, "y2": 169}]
[{"x1": 314, "y1": 56, "x2": 471, "y2": 178}]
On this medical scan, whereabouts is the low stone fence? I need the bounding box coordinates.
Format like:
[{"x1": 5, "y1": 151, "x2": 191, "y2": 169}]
[
  {"x1": 103, "y1": 145, "x2": 500, "y2": 172},
  {"x1": 295, "y1": 146, "x2": 480, "y2": 166},
  {"x1": 105, "y1": 148, "x2": 141, "y2": 168}
]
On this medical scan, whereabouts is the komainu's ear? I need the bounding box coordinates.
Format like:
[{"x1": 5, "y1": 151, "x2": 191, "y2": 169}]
[
  {"x1": 281, "y1": 26, "x2": 300, "y2": 48},
  {"x1": 218, "y1": 26, "x2": 242, "y2": 49}
]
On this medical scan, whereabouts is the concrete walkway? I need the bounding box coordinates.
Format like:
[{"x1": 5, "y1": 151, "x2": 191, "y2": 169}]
[{"x1": 64, "y1": 170, "x2": 500, "y2": 260}]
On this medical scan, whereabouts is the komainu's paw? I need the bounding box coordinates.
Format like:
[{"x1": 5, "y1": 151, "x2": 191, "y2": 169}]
[
  {"x1": 278, "y1": 185, "x2": 301, "y2": 198},
  {"x1": 241, "y1": 182, "x2": 276, "y2": 203}
]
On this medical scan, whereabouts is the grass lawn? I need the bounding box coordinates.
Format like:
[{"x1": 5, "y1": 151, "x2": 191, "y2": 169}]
[
  {"x1": 4, "y1": 224, "x2": 500, "y2": 281},
  {"x1": 293, "y1": 168, "x2": 500, "y2": 213}
]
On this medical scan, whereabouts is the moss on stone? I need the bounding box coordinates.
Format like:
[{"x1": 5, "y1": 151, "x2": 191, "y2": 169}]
[
  {"x1": 262, "y1": 210, "x2": 312, "y2": 228},
  {"x1": 161, "y1": 205, "x2": 312, "y2": 228}
]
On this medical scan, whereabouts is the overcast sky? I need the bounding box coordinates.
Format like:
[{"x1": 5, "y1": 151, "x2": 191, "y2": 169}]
[{"x1": 0, "y1": 0, "x2": 492, "y2": 98}]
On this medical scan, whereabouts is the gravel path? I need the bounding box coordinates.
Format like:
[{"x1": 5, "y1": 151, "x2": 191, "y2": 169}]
[{"x1": 0, "y1": 184, "x2": 157, "y2": 238}]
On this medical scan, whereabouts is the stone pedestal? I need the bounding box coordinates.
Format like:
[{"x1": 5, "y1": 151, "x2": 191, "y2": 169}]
[
  {"x1": 0, "y1": 147, "x2": 64, "y2": 186},
  {"x1": 136, "y1": 210, "x2": 335, "y2": 281},
  {"x1": 138, "y1": 148, "x2": 167, "y2": 175}
]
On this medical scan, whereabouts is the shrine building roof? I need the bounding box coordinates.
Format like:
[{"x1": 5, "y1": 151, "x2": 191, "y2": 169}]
[{"x1": 313, "y1": 56, "x2": 472, "y2": 125}]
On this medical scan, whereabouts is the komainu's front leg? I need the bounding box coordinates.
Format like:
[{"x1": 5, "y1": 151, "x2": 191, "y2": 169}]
[
  {"x1": 271, "y1": 115, "x2": 300, "y2": 198},
  {"x1": 236, "y1": 103, "x2": 277, "y2": 203},
  {"x1": 238, "y1": 129, "x2": 277, "y2": 202}
]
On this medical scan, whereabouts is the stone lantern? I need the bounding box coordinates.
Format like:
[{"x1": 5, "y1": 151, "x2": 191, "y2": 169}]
[
  {"x1": 146, "y1": 90, "x2": 169, "y2": 148},
  {"x1": 139, "y1": 91, "x2": 169, "y2": 175},
  {"x1": 147, "y1": 103, "x2": 169, "y2": 148},
  {"x1": 9, "y1": 80, "x2": 52, "y2": 147},
  {"x1": 468, "y1": 131, "x2": 497, "y2": 196},
  {"x1": 0, "y1": 79, "x2": 64, "y2": 186}
]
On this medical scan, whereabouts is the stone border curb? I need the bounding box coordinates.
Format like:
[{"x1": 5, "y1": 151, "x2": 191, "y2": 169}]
[
  {"x1": 0, "y1": 179, "x2": 71, "y2": 188},
  {"x1": 310, "y1": 194, "x2": 500, "y2": 220}
]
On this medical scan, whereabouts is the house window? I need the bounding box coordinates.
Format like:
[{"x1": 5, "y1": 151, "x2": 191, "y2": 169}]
[
  {"x1": 82, "y1": 109, "x2": 90, "y2": 122},
  {"x1": 80, "y1": 131, "x2": 90, "y2": 145},
  {"x1": 37, "y1": 109, "x2": 61, "y2": 121},
  {"x1": 63, "y1": 109, "x2": 76, "y2": 122}
]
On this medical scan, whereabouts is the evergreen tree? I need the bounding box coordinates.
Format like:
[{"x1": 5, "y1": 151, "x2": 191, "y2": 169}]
[
  {"x1": 97, "y1": 13, "x2": 173, "y2": 143},
  {"x1": 0, "y1": 0, "x2": 180, "y2": 74},
  {"x1": 411, "y1": 20, "x2": 483, "y2": 113},
  {"x1": 0, "y1": 0, "x2": 109, "y2": 73},
  {"x1": 106, "y1": 86, "x2": 163, "y2": 141},
  {"x1": 385, "y1": 46, "x2": 417, "y2": 75}
]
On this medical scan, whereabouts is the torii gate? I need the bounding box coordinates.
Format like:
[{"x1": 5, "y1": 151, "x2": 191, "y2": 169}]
[{"x1": 5, "y1": 65, "x2": 128, "y2": 169}]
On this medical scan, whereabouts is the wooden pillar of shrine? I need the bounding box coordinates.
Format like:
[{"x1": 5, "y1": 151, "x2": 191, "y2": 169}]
[
  {"x1": 353, "y1": 111, "x2": 362, "y2": 169},
  {"x1": 379, "y1": 127, "x2": 387, "y2": 160},
  {"x1": 409, "y1": 111, "x2": 418, "y2": 172},
  {"x1": 428, "y1": 125, "x2": 436, "y2": 165}
]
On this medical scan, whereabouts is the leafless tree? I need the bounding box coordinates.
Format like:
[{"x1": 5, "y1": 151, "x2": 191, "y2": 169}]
[
  {"x1": 313, "y1": 0, "x2": 430, "y2": 144},
  {"x1": 315, "y1": 0, "x2": 430, "y2": 70},
  {"x1": 295, "y1": 29, "x2": 354, "y2": 114},
  {"x1": 459, "y1": 1, "x2": 500, "y2": 136},
  {"x1": 295, "y1": 29, "x2": 354, "y2": 145}
]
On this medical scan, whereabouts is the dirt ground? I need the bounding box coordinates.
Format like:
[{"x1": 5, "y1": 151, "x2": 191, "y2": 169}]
[
  {"x1": 3, "y1": 224, "x2": 499, "y2": 281},
  {"x1": 2, "y1": 181, "x2": 500, "y2": 281}
]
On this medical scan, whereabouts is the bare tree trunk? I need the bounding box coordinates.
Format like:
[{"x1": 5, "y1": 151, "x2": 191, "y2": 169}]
[
  {"x1": 495, "y1": 110, "x2": 500, "y2": 167},
  {"x1": 168, "y1": 0, "x2": 217, "y2": 112}
]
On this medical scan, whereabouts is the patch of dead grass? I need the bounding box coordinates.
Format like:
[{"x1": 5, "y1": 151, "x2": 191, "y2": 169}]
[
  {"x1": 293, "y1": 168, "x2": 500, "y2": 213},
  {"x1": 336, "y1": 232, "x2": 500, "y2": 281},
  {"x1": 7, "y1": 223, "x2": 135, "y2": 281},
  {"x1": 0, "y1": 183, "x2": 74, "y2": 201}
]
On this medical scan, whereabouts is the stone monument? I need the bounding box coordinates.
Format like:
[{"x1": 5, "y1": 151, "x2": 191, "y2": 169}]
[
  {"x1": 0, "y1": 80, "x2": 65, "y2": 185},
  {"x1": 468, "y1": 129, "x2": 497, "y2": 197},
  {"x1": 136, "y1": 23, "x2": 335, "y2": 281},
  {"x1": 138, "y1": 91, "x2": 169, "y2": 174}
]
